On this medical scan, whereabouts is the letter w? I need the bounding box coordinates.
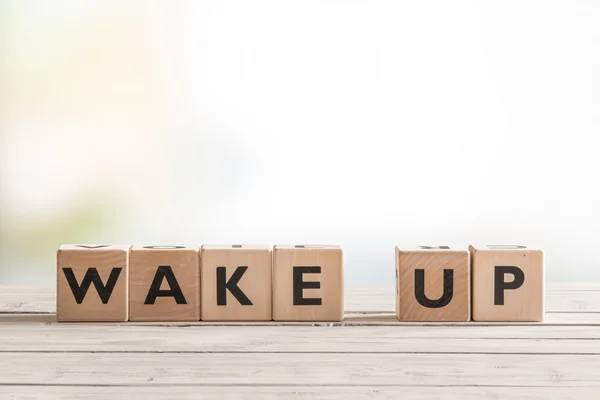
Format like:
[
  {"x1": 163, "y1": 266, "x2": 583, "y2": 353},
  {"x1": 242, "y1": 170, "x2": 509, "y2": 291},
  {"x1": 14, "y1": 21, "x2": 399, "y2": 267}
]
[{"x1": 62, "y1": 268, "x2": 122, "y2": 304}]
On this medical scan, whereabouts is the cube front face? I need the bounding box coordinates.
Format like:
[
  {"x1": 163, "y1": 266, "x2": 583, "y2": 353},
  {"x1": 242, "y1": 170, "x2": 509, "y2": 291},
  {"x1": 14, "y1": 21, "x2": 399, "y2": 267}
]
[
  {"x1": 396, "y1": 247, "x2": 470, "y2": 322},
  {"x1": 201, "y1": 245, "x2": 272, "y2": 321},
  {"x1": 273, "y1": 245, "x2": 344, "y2": 321},
  {"x1": 471, "y1": 245, "x2": 544, "y2": 322},
  {"x1": 57, "y1": 244, "x2": 130, "y2": 322},
  {"x1": 129, "y1": 246, "x2": 200, "y2": 321}
]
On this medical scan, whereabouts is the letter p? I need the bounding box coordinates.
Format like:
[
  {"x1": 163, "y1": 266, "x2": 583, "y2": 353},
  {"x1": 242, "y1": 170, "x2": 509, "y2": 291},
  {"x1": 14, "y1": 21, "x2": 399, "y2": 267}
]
[{"x1": 494, "y1": 266, "x2": 525, "y2": 305}]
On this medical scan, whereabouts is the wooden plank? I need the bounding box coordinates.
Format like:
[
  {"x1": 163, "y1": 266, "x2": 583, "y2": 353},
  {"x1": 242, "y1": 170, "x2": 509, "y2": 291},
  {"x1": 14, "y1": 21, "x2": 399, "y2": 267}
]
[
  {"x1": 344, "y1": 289, "x2": 600, "y2": 313},
  {"x1": 3, "y1": 285, "x2": 600, "y2": 314},
  {"x1": 546, "y1": 292, "x2": 600, "y2": 312},
  {"x1": 540, "y1": 313, "x2": 600, "y2": 324},
  {"x1": 542, "y1": 283, "x2": 600, "y2": 291},
  {"x1": 0, "y1": 287, "x2": 55, "y2": 314},
  {"x1": 0, "y1": 324, "x2": 599, "y2": 354},
  {"x1": 1, "y1": 312, "x2": 599, "y2": 327},
  {"x1": 0, "y1": 385, "x2": 594, "y2": 400},
  {"x1": 0, "y1": 352, "x2": 599, "y2": 386}
]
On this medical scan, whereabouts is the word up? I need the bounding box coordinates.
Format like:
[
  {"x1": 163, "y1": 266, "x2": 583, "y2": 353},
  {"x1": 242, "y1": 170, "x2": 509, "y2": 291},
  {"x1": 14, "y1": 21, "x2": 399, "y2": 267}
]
[{"x1": 395, "y1": 245, "x2": 544, "y2": 322}]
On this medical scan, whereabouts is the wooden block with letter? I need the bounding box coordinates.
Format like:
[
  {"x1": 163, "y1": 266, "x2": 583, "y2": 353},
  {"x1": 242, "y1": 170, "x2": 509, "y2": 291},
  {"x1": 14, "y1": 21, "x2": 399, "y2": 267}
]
[
  {"x1": 57, "y1": 244, "x2": 130, "y2": 322},
  {"x1": 129, "y1": 245, "x2": 200, "y2": 321},
  {"x1": 272, "y1": 245, "x2": 343, "y2": 322},
  {"x1": 200, "y1": 245, "x2": 272, "y2": 321},
  {"x1": 395, "y1": 246, "x2": 470, "y2": 322},
  {"x1": 470, "y1": 244, "x2": 544, "y2": 322}
]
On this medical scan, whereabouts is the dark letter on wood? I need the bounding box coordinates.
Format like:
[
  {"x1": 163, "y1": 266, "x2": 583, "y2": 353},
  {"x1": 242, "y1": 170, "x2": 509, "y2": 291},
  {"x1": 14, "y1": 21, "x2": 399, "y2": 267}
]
[
  {"x1": 414, "y1": 269, "x2": 454, "y2": 308},
  {"x1": 293, "y1": 266, "x2": 322, "y2": 306},
  {"x1": 494, "y1": 266, "x2": 525, "y2": 305},
  {"x1": 144, "y1": 266, "x2": 187, "y2": 305},
  {"x1": 62, "y1": 267, "x2": 122, "y2": 304},
  {"x1": 216, "y1": 266, "x2": 253, "y2": 306}
]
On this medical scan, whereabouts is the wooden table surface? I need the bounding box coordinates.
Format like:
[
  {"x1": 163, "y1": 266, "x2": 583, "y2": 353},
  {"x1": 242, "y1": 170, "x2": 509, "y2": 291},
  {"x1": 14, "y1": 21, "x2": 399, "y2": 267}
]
[{"x1": 1, "y1": 283, "x2": 600, "y2": 399}]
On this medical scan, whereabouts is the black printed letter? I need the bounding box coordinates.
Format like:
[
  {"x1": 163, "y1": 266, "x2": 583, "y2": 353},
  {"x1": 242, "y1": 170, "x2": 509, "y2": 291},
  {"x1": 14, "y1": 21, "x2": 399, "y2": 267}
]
[
  {"x1": 144, "y1": 266, "x2": 187, "y2": 305},
  {"x1": 414, "y1": 269, "x2": 454, "y2": 308},
  {"x1": 494, "y1": 266, "x2": 525, "y2": 305},
  {"x1": 62, "y1": 268, "x2": 122, "y2": 304},
  {"x1": 216, "y1": 266, "x2": 253, "y2": 306},
  {"x1": 293, "y1": 266, "x2": 322, "y2": 306}
]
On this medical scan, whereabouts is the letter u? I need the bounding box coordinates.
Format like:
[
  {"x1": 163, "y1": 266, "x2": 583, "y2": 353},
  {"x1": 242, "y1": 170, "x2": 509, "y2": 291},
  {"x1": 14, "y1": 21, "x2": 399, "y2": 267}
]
[{"x1": 414, "y1": 269, "x2": 454, "y2": 308}]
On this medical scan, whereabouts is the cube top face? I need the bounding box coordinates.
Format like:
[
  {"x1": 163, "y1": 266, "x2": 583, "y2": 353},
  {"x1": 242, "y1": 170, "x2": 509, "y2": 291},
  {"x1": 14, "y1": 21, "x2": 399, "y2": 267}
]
[
  {"x1": 201, "y1": 244, "x2": 271, "y2": 250},
  {"x1": 395, "y1": 245, "x2": 463, "y2": 252},
  {"x1": 131, "y1": 245, "x2": 199, "y2": 251},
  {"x1": 273, "y1": 246, "x2": 344, "y2": 322},
  {"x1": 129, "y1": 246, "x2": 200, "y2": 321},
  {"x1": 201, "y1": 247, "x2": 272, "y2": 321},
  {"x1": 274, "y1": 244, "x2": 340, "y2": 250},
  {"x1": 60, "y1": 244, "x2": 131, "y2": 251},
  {"x1": 396, "y1": 248, "x2": 470, "y2": 322},
  {"x1": 57, "y1": 245, "x2": 129, "y2": 322},
  {"x1": 470, "y1": 245, "x2": 544, "y2": 322},
  {"x1": 469, "y1": 244, "x2": 540, "y2": 252}
]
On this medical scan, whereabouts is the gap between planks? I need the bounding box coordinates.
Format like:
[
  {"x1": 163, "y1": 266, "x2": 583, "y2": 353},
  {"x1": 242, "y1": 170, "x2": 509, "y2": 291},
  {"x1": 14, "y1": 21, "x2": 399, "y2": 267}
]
[{"x1": 1, "y1": 312, "x2": 599, "y2": 326}]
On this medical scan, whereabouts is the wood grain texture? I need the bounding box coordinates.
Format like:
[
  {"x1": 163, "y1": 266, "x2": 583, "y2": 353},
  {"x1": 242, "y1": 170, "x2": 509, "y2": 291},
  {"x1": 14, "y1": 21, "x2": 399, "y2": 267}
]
[
  {"x1": 1, "y1": 352, "x2": 599, "y2": 386},
  {"x1": 56, "y1": 244, "x2": 130, "y2": 322},
  {"x1": 1, "y1": 386, "x2": 594, "y2": 400},
  {"x1": 200, "y1": 245, "x2": 272, "y2": 321},
  {"x1": 129, "y1": 246, "x2": 200, "y2": 321},
  {"x1": 470, "y1": 245, "x2": 544, "y2": 322},
  {"x1": 1, "y1": 325, "x2": 600, "y2": 353},
  {"x1": 272, "y1": 245, "x2": 344, "y2": 321},
  {"x1": 2, "y1": 312, "x2": 600, "y2": 327},
  {"x1": 396, "y1": 247, "x2": 470, "y2": 321},
  {"x1": 1, "y1": 284, "x2": 599, "y2": 399}
]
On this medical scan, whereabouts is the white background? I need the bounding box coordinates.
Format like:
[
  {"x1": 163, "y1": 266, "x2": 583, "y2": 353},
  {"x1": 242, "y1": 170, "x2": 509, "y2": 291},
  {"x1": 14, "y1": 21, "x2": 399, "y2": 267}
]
[{"x1": 1, "y1": 1, "x2": 599, "y2": 284}]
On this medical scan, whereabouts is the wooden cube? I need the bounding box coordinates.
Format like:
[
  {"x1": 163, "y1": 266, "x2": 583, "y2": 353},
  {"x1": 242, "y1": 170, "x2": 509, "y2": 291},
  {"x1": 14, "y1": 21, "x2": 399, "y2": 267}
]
[
  {"x1": 129, "y1": 245, "x2": 200, "y2": 321},
  {"x1": 57, "y1": 244, "x2": 130, "y2": 322},
  {"x1": 272, "y1": 245, "x2": 343, "y2": 321},
  {"x1": 200, "y1": 245, "x2": 272, "y2": 321},
  {"x1": 395, "y1": 246, "x2": 470, "y2": 322},
  {"x1": 470, "y1": 244, "x2": 544, "y2": 322}
]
